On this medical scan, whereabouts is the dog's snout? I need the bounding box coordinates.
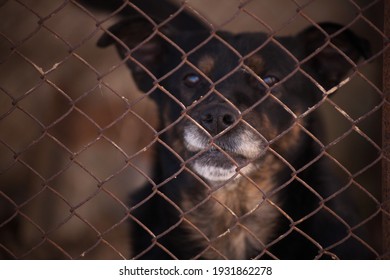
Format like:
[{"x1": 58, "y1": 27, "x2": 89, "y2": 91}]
[{"x1": 199, "y1": 105, "x2": 238, "y2": 135}]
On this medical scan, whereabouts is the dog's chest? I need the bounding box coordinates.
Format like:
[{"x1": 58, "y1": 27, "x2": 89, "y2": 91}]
[{"x1": 181, "y1": 177, "x2": 279, "y2": 259}]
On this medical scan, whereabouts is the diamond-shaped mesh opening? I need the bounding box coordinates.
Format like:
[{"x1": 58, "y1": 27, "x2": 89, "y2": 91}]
[
  {"x1": 43, "y1": 215, "x2": 102, "y2": 259},
  {"x1": 75, "y1": 137, "x2": 128, "y2": 182},
  {"x1": 0, "y1": 0, "x2": 388, "y2": 260},
  {"x1": 18, "y1": 135, "x2": 73, "y2": 179},
  {"x1": 0, "y1": 53, "x2": 43, "y2": 100},
  {"x1": 16, "y1": 29, "x2": 70, "y2": 72},
  {"x1": 47, "y1": 109, "x2": 99, "y2": 152},
  {"x1": 328, "y1": 130, "x2": 381, "y2": 174},
  {"x1": 0, "y1": 1, "x2": 40, "y2": 43},
  {"x1": 18, "y1": 83, "x2": 71, "y2": 127},
  {"x1": 42, "y1": 2, "x2": 99, "y2": 47},
  {"x1": 0, "y1": 109, "x2": 44, "y2": 152}
]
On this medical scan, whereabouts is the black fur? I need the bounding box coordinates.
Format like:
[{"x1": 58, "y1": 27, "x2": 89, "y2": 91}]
[{"x1": 81, "y1": 0, "x2": 372, "y2": 259}]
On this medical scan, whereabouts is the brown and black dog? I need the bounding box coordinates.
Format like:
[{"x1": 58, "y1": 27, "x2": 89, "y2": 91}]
[{"x1": 81, "y1": 0, "x2": 371, "y2": 259}]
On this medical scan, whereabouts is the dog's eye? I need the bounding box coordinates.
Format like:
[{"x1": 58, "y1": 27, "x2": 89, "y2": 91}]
[
  {"x1": 183, "y1": 73, "x2": 201, "y2": 87},
  {"x1": 263, "y1": 75, "x2": 279, "y2": 87}
]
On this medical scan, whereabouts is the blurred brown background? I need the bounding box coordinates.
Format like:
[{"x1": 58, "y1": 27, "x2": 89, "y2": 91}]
[{"x1": 0, "y1": 0, "x2": 384, "y2": 259}]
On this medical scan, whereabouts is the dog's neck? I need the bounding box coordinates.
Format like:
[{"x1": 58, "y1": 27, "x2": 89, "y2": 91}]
[{"x1": 180, "y1": 154, "x2": 283, "y2": 259}]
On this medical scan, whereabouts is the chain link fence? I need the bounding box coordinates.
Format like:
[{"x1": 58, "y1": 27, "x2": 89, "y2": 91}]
[{"x1": 0, "y1": 0, "x2": 388, "y2": 259}]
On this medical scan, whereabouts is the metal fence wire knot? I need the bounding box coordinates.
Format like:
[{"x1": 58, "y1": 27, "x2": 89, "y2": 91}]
[{"x1": 0, "y1": 0, "x2": 389, "y2": 259}]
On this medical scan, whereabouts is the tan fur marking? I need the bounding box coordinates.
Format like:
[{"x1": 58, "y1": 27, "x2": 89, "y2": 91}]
[
  {"x1": 245, "y1": 55, "x2": 265, "y2": 75},
  {"x1": 197, "y1": 55, "x2": 215, "y2": 75},
  {"x1": 275, "y1": 118, "x2": 305, "y2": 152},
  {"x1": 261, "y1": 114, "x2": 278, "y2": 140}
]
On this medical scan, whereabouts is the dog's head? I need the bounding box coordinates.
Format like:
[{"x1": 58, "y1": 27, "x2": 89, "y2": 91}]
[{"x1": 98, "y1": 17, "x2": 369, "y2": 185}]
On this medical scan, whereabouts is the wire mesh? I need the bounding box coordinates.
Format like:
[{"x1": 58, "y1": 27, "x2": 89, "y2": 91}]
[
  {"x1": 382, "y1": 0, "x2": 390, "y2": 260},
  {"x1": 0, "y1": 0, "x2": 388, "y2": 259}
]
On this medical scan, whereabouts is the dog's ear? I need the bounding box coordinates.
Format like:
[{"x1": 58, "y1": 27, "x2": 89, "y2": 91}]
[
  {"x1": 98, "y1": 17, "x2": 174, "y2": 92},
  {"x1": 297, "y1": 22, "x2": 371, "y2": 90}
]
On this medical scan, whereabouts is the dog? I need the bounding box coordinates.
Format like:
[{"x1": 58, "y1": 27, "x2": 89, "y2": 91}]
[{"x1": 81, "y1": 0, "x2": 372, "y2": 259}]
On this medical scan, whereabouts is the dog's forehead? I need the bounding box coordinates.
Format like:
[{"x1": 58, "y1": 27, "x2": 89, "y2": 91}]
[
  {"x1": 189, "y1": 32, "x2": 292, "y2": 76},
  {"x1": 195, "y1": 53, "x2": 265, "y2": 77}
]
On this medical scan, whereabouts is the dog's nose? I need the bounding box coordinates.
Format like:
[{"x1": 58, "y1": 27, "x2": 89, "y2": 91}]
[{"x1": 200, "y1": 105, "x2": 238, "y2": 135}]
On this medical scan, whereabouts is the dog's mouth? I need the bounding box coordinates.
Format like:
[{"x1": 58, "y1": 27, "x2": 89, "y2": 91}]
[
  {"x1": 192, "y1": 147, "x2": 249, "y2": 169},
  {"x1": 183, "y1": 125, "x2": 267, "y2": 183}
]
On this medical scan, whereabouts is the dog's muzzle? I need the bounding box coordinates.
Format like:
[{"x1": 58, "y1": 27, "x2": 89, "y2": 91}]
[{"x1": 183, "y1": 118, "x2": 267, "y2": 183}]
